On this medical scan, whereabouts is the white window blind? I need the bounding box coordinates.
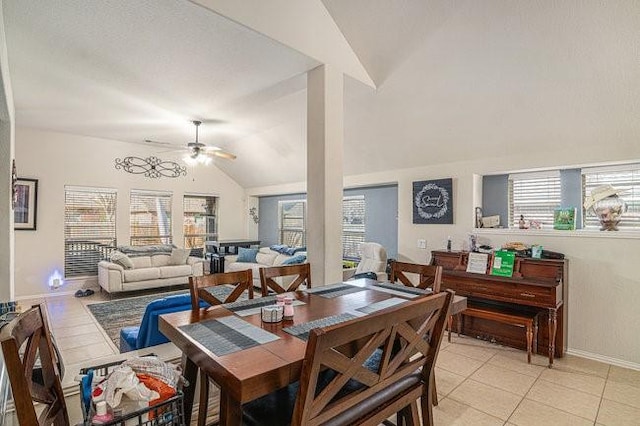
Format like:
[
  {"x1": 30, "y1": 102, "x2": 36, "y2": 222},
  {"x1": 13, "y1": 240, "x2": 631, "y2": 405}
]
[
  {"x1": 130, "y1": 190, "x2": 172, "y2": 246},
  {"x1": 582, "y1": 164, "x2": 640, "y2": 230},
  {"x1": 278, "y1": 200, "x2": 306, "y2": 247},
  {"x1": 343, "y1": 196, "x2": 365, "y2": 259},
  {"x1": 509, "y1": 172, "x2": 561, "y2": 228},
  {"x1": 64, "y1": 186, "x2": 117, "y2": 278},
  {"x1": 183, "y1": 195, "x2": 218, "y2": 251}
]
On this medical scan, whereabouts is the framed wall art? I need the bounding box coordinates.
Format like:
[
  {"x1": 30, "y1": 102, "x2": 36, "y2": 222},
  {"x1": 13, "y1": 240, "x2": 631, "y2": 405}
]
[
  {"x1": 14, "y1": 178, "x2": 38, "y2": 230},
  {"x1": 413, "y1": 178, "x2": 453, "y2": 224}
]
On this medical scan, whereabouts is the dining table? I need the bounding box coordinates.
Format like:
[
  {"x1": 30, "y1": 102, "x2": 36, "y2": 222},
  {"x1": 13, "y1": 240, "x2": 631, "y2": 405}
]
[{"x1": 159, "y1": 278, "x2": 467, "y2": 426}]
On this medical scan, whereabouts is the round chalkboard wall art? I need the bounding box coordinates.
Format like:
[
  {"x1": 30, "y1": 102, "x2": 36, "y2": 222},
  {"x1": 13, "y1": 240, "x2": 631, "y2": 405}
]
[{"x1": 412, "y1": 178, "x2": 454, "y2": 224}]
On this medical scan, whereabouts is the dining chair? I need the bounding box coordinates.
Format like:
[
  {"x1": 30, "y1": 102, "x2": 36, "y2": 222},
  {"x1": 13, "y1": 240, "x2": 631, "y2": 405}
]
[
  {"x1": 188, "y1": 269, "x2": 254, "y2": 312},
  {"x1": 242, "y1": 290, "x2": 454, "y2": 426},
  {"x1": 390, "y1": 260, "x2": 443, "y2": 293},
  {"x1": 188, "y1": 270, "x2": 254, "y2": 426},
  {"x1": 259, "y1": 263, "x2": 311, "y2": 296},
  {"x1": 0, "y1": 304, "x2": 69, "y2": 426}
]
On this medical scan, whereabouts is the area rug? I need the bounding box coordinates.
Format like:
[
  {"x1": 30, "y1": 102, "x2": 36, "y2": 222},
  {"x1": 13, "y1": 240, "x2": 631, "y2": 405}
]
[{"x1": 87, "y1": 288, "x2": 188, "y2": 349}]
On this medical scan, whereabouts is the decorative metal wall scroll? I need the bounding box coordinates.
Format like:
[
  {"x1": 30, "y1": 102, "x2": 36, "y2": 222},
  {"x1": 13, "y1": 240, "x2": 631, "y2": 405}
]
[
  {"x1": 114, "y1": 156, "x2": 187, "y2": 178},
  {"x1": 413, "y1": 178, "x2": 454, "y2": 224}
]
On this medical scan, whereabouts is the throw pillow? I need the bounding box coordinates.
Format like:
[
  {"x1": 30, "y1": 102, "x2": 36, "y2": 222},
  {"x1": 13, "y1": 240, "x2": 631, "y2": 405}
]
[
  {"x1": 169, "y1": 248, "x2": 191, "y2": 265},
  {"x1": 282, "y1": 254, "x2": 306, "y2": 265},
  {"x1": 110, "y1": 251, "x2": 134, "y2": 269},
  {"x1": 237, "y1": 247, "x2": 259, "y2": 263}
]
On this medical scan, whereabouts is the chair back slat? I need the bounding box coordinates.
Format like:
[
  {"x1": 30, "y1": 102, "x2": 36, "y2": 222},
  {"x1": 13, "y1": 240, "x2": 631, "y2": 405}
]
[
  {"x1": 189, "y1": 270, "x2": 254, "y2": 311},
  {"x1": 292, "y1": 291, "x2": 453, "y2": 426},
  {"x1": 0, "y1": 304, "x2": 69, "y2": 426},
  {"x1": 390, "y1": 261, "x2": 443, "y2": 293},
  {"x1": 259, "y1": 263, "x2": 311, "y2": 296}
]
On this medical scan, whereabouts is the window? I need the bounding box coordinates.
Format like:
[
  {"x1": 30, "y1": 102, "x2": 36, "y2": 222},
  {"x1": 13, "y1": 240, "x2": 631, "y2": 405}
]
[
  {"x1": 509, "y1": 172, "x2": 561, "y2": 228},
  {"x1": 342, "y1": 196, "x2": 366, "y2": 259},
  {"x1": 130, "y1": 190, "x2": 172, "y2": 246},
  {"x1": 64, "y1": 186, "x2": 117, "y2": 278},
  {"x1": 582, "y1": 164, "x2": 640, "y2": 230},
  {"x1": 278, "y1": 200, "x2": 306, "y2": 247},
  {"x1": 278, "y1": 197, "x2": 367, "y2": 258},
  {"x1": 183, "y1": 195, "x2": 218, "y2": 250}
]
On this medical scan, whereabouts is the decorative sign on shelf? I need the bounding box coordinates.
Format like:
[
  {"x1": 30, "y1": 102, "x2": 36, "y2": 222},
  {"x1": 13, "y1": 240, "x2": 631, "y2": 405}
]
[
  {"x1": 413, "y1": 178, "x2": 453, "y2": 224},
  {"x1": 114, "y1": 156, "x2": 187, "y2": 179}
]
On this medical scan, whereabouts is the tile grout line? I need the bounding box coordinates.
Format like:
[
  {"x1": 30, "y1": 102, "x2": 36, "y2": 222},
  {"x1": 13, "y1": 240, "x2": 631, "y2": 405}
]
[{"x1": 593, "y1": 364, "x2": 611, "y2": 425}]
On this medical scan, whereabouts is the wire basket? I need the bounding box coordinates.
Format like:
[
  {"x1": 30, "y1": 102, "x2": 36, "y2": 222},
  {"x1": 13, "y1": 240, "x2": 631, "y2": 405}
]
[{"x1": 79, "y1": 357, "x2": 186, "y2": 426}]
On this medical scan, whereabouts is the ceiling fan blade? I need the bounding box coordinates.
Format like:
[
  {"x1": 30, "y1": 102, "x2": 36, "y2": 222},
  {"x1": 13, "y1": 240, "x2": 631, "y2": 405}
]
[{"x1": 202, "y1": 146, "x2": 237, "y2": 160}]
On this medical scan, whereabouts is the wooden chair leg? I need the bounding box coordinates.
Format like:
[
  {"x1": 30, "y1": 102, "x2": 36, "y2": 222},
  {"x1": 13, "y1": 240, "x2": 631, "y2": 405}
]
[
  {"x1": 447, "y1": 315, "x2": 453, "y2": 343},
  {"x1": 422, "y1": 381, "x2": 436, "y2": 426},
  {"x1": 526, "y1": 323, "x2": 533, "y2": 364},
  {"x1": 533, "y1": 315, "x2": 539, "y2": 354},
  {"x1": 431, "y1": 373, "x2": 438, "y2": 406},
  {"x1": 399, "y1": 400, "x2": 420, "y2": 426},
  {"x1": 198, "y1": 370, "x2": 209, "y2": 426}
]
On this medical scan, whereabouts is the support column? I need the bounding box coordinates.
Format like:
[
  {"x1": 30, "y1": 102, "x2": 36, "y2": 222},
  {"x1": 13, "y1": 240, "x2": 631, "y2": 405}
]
[{"x1": 306, "y1": 65, "x2": 344, "y2": 286}]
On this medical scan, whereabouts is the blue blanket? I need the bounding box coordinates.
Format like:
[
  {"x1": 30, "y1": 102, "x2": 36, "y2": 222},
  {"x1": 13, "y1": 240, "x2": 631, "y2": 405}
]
[{"x1": 270, "y1": 245, "x2": 306, "y2": 256}]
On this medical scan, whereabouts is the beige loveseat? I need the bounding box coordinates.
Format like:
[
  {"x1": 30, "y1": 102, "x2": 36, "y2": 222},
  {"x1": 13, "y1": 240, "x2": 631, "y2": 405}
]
[
  {"x1": 98, "y1": 246, "x2": 204, "y2": 293},
  {"x1": 225, "y1": 247, "x2": 306, "y2": 288}
]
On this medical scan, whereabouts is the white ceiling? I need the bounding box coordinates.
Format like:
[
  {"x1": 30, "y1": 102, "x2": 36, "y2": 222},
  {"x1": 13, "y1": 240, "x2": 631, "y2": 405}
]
[{"x1": 5, "y1": 0, "x2": 640, "y2": 188}]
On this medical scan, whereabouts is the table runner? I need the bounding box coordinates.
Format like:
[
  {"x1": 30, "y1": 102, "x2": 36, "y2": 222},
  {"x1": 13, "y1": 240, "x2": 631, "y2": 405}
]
[
  {"x1": 179, "y1": 315, "x2": 279, "y2": 356},
  {"x1": 303, "y1": 283, "x2": 367, "y2": 299},
  {"x1": 371, "y1": 282, "x2": 432, "y2": 298},
  {"x1": 283, "y1": 313, "x2": 358, "y2": 341},
  {"x1": 222, "y1": 295, "x2": 305, "y2": 317}
]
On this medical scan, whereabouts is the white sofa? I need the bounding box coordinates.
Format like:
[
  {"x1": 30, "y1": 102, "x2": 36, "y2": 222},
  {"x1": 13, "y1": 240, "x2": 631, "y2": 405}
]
[
  {"x1": 98, "y1": 251, "x2": 204, "y2": 293},
  {"x1": 225, "y1": 247, "x2": 305, "y2": 288}
]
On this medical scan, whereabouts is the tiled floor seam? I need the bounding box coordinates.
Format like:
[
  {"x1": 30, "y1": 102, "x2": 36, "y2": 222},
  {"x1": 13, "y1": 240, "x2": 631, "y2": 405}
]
[
  {"x1": 593, "y1": 364, "x2": 611, "y2": 425},
  {"x1": 521, "y1": 375, "x2": 599, "y2": 423},
  {"x1": 502, "y1": 363, "x2": 543, "y2": 425}
]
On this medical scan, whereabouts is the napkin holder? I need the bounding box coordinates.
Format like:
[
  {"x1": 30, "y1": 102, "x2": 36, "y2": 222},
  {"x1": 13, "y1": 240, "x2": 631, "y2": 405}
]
[{"x1": 261, "y1": 305, "x2": 284, "y2": 323}]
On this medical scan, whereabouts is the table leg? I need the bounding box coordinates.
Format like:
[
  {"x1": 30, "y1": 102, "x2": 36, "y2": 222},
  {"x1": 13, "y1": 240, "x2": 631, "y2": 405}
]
[
  {"x1": 219, "y1": 388, "x2": 242, "y2": 426},
  {"x1": 181, "y1": 354, "x2": 198, "y2": 426},
  {"x1": 548, "y1": 308, "x2": 558, "y2": 368}
]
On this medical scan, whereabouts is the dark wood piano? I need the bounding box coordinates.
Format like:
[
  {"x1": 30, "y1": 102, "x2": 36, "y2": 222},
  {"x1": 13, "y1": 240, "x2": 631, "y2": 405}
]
[{"x1": 430, "y1": 250, "x2": 567, "y2": 366}]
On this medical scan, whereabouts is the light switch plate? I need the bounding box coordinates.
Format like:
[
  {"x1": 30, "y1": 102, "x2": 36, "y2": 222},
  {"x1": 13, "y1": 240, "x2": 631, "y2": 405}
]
[{"x1": 417, "y1": 239, "x2": 427, "y2": 249}]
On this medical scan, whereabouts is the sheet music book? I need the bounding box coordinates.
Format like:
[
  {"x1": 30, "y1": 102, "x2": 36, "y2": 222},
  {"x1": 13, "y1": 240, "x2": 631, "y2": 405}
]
[{"x1": 466, "y1": 252, "x2": 489, "y2": 274}]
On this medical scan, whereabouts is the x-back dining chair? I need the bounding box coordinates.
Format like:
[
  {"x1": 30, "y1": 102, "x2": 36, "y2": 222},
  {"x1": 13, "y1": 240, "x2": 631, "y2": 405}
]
[
  {"x1": 0, "y1": 304, "x2": 69, "y2": 426},
  {"x1": 242, "y1": 290, "x2": 454, "y2": 426},
  {"x1": 188, "y1": 269, "x2": 254, "y2": 312},
  {"x1": 259, "y1": 263, "x2": 311, "y2": 296},
  {"x1": 188, "y1": 269, "x2": 254, "y2": 426},
  {"x1": 390, "y1": 260, "x2": 443, "y2": 293}
]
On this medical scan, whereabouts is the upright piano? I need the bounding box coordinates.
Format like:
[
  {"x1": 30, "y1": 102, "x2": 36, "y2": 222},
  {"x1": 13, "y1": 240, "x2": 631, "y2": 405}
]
[{"x1": 430, "y1": 250, "x2": 567, "y2": 365}]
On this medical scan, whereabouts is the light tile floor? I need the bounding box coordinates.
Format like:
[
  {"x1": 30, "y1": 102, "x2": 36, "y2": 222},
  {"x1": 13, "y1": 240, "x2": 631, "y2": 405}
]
[{"x1": 18, "y1": 293, "x2": 640, "y2": 426}]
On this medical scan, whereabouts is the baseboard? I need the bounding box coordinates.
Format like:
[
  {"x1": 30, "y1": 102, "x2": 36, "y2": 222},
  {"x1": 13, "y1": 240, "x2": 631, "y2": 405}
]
[
  {"x1": 14, "y1": 282, "x2": 100, "y2": 301},
  {"x1": 566, "y1": 348, "x2": 640, "y2": 372}
]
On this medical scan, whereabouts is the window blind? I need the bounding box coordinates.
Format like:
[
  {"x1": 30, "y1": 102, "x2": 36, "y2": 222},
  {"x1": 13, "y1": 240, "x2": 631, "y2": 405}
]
[
  {"x1": 130, "y1": 190, "x2": 172, "y2": 246},
  {"x1": 278, "y1": 200, "x2": 306, "y2": 247},
  {"x1": 183, "y1": 195, "x2": 218, "y2": 250},
  {"x1": 508, "y1": 172, "x2": 561, "y2": 228},
  {"x1": 582, "y1": 164, "x2": 640, "y2": 230},
  {"x1": 343, "y1": 196, "x2": 365, "y2": 259},
  {"x1": 64, "y1": 186, "x2": 117, "y2": 278}
]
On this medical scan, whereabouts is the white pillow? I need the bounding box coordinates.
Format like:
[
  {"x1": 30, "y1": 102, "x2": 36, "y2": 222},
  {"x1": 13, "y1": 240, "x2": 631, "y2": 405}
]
[
  {"x1": 169, "y1": 248, "x2": 191, "y2": 265},
  {"x1": 110, "y1": 251, "x2": 134, "y2": 269}
]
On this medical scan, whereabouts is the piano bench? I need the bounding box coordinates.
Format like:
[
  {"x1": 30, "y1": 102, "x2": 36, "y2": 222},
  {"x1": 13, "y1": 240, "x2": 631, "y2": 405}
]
[{"x1": 461, "y1": 306, "x2": 539, "y2": 363}]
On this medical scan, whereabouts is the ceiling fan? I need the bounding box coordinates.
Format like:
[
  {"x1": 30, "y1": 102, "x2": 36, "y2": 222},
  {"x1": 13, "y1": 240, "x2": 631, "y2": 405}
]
[{"x1": 145, "y1": 120, "x2": 236, "y2": 164}]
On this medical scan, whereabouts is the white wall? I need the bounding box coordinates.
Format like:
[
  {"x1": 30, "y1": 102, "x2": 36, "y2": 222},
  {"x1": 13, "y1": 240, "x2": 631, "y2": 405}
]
[
  {"x1": 14, "y1": 127, "x2": 248, "y2": 298},
  {"x1": 249, "y1": 143, "x2": 640, "y2": 368}
]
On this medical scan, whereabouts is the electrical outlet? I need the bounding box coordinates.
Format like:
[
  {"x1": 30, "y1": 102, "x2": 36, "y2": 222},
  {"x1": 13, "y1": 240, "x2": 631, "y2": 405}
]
[{"x1": 417, "y1": 239, "x2": 427, "y2": 249}]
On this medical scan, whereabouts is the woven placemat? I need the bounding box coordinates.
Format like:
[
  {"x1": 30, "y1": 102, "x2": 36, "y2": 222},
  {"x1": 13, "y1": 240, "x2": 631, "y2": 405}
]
[
  {"x1": 303, "y1": 283, "x2": 367, "y2": 299},
  {"x1": 371, "y1": 283, "x2": 432, "y2": 298},
  {"x1": 283, "y1": 313, "x2": 358, "y2": 341},
  {"x1": 179, "y1": 315, "x2": 279, "y2": 356},
  {"x1": 222, "y1": 295, "x2": 305, "y2": 317}
]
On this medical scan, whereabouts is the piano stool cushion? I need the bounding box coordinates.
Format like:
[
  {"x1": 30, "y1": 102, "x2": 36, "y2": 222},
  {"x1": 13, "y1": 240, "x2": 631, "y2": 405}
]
[{"x1": 242, "y1": 350, "x2": 384, "y2": 426}]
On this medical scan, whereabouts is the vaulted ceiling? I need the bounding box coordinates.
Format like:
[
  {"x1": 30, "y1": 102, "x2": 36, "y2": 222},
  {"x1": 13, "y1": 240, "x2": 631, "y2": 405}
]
[{"x1": 5, "y1": 0, "x2": 639, "y2": 188}]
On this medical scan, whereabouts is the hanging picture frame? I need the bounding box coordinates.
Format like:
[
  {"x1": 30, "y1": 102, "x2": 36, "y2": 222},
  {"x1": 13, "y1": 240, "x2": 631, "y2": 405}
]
[
  {"x1": 14, "y1": 178, "x2": 38, "y2": 230},
  {"x1": 413, "y1": 178, "x2": 454, "y2": 224}
]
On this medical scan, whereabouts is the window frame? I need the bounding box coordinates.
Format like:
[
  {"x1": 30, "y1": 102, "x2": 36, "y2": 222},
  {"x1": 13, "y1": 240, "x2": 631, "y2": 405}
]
[
  {"x1": 129, "y1": 189, "x2": 173, "y2": 246},
  {"x1": 183, "y1": 194, "x2": 219, "y2": 251},
  {"x1": 342, "y1": 195, "x2": 366, "y2": 260},
  {"x1": 508, "y1": 171, "x2": 562, "y2": 229},
  {"x1": 64, "y1": 186, "x2": 117, "y2": 278}
]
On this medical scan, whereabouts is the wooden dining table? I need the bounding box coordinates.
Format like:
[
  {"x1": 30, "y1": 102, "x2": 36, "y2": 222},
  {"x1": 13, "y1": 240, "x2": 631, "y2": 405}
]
[{"x1": 159, "y1": 279, "x2": 467, "y2": 425}]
